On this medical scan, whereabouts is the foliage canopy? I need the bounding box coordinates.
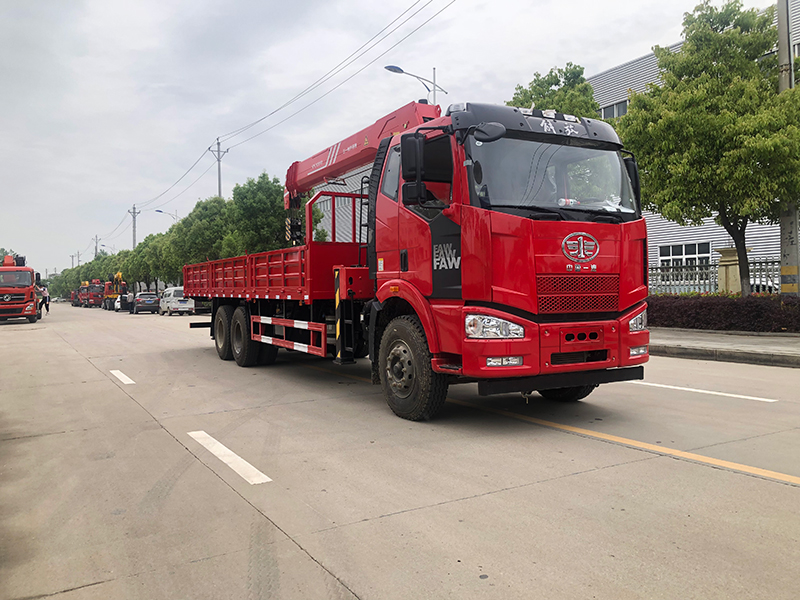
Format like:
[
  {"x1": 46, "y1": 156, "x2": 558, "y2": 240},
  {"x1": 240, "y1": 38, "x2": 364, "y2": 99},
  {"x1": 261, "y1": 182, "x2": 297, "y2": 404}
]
[{"x1": 507, "y1": 62, "x2": 599, "y2": 118}]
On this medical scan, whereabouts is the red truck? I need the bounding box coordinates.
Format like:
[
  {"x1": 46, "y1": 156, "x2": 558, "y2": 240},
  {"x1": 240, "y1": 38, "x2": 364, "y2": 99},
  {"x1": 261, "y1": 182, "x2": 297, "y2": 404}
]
[
  {"x1": 0, "y1": 255, "x2": 41, "y2": 323},
  {"x1": 184, "y1": 101, "x2": 649, "y2": 420},
  {"x1": 79, "y1": 279, "x2": 104, "y2": 307}
]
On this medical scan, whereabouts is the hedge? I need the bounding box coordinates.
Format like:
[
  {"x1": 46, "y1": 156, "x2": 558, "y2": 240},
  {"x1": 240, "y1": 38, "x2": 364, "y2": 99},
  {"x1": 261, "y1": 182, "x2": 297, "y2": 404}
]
[{"x1": 646, "y1": 294, "x2": 800, "y2": 333}]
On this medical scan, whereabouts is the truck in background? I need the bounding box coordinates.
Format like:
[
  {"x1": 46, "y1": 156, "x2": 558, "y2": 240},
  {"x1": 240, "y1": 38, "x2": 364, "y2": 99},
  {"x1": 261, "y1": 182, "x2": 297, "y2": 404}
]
[
  {"x1": 184, "y1": 101, "x2": 649, "y2": 421},
  {"x1": 0, "y1": 255, "x2": 41, "y2": 323},
  {"x1": 102, "y1": 272, "x2": 128, "y2": 311},
  {"x1": 78, "y1": 279, "x2": 104, "y2": 307}
]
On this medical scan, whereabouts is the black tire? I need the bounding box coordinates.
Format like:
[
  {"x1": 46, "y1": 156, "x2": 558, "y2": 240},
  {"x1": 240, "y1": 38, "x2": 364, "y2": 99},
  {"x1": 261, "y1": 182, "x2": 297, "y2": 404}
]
[
  {"x1": 214, "y1": 304, "x2": 235, "y2": 361},
  {"x1": 28, "y1": 315, "x2": 37, "y2": 323},
  {"x1": 538, "y1": 385, "x2": 597, "y2": 402},
  {"x1": 231, "y1": 306, "x2": 258, "y2": 367},
  {"x1": 379, "y1": 315, "x2": 448, "y2": 421}
]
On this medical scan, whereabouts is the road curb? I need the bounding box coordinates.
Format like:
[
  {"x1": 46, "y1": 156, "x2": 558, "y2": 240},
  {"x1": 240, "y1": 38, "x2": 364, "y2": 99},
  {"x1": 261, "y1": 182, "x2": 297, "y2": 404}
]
[{"x1": 649, "y1": 344, "x2": 800, "y2": 369}]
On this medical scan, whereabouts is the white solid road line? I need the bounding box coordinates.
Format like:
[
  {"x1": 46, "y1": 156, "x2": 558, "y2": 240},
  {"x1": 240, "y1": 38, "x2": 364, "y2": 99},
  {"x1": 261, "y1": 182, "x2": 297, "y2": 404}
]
[
  {"x1": 110, "y1": 370, "x2": 135, "y2": 385},
  {"x1": 624, "y1": 381, "x2": 778, "y2": 403},
  {"x1": 187, "y1": 431, "x2": 272, "y2": 485}
]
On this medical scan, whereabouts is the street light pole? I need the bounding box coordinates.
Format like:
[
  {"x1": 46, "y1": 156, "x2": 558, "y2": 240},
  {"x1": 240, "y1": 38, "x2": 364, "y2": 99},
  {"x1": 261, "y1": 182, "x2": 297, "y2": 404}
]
[
  {"x1": 155, "y1": 209, "x2": 179, "y2": 223},
  {"x1": 778, "y1": 0, "x2": 798, "y2": 297},
  {"x1": 384, "y1": 65, "x2": 448, "y2": 105}
]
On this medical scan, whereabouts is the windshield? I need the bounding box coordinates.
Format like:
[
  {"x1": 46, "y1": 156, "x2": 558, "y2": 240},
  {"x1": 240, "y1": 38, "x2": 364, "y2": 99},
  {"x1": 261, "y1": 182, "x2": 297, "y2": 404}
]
[
  {"x1": 90, "y1": 285, "x2": 104, "y2": 293},
  {"x1": 0, "y1": 270, "x2": 32, "y2": 287},
  {"x1": 467, "y1": 136, "x2": 638, "y2": 220}
]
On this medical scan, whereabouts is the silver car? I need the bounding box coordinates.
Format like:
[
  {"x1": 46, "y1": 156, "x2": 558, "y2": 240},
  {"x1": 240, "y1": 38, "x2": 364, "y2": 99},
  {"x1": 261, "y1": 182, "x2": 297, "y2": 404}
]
[{"x1": 159, "y1": 287, "x2": 194, "y2": 316}]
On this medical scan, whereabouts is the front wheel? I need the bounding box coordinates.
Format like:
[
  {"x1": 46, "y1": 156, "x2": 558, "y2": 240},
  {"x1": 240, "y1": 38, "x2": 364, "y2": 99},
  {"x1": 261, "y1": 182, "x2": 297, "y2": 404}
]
[
  {"x1": 538, "y1": 385, "x2": 597, "y2": 402},
  {"x1": 28, "y1": 315, "x2": 37, "y2": 323},
  {"x1": 379, "y1": 315, "x2": 448, "y2": 421}
]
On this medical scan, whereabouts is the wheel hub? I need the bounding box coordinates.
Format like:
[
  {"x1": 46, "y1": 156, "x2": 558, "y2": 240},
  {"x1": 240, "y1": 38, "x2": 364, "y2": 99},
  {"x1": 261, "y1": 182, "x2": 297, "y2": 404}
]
[{"x1": 386, "y1": 341, "x2": 414, "y2": 399}]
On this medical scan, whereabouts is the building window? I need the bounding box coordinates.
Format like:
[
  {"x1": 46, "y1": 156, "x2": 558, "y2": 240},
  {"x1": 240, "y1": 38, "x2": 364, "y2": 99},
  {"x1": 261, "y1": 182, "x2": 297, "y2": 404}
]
[
  {"x1": 659, "y1": 242, "x2": 711, "y2": 266},
  {"x1": 601, "y1": 100, "x2": 628, "y2": 119}
]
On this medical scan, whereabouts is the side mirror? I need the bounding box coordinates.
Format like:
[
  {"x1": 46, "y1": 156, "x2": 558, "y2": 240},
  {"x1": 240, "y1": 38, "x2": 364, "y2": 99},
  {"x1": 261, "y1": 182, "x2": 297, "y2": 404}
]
[
  {"x1": 473, "y1": 122, "x2": 506, "y2": 143},
  {"x1": 35, "y1": 272, "x2": 41, "y2": 284},
  {"x1": 400, "y1": 133, "x2": 424, "y2": 182},
  {"x1": 623, "y1": 156, "x2": 641, "y2": 210}
]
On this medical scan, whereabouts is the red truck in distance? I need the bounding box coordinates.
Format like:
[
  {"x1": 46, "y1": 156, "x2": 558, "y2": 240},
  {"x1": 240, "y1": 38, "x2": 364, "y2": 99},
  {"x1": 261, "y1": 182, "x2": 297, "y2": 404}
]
[
  {"x1": 78, "y1": 279, "x2": 104, "y2": 307},
  {"x1": 0, "y1": 255, "x2": 41, "y2": 323},
  {"x1": 184, "y1": 101, "x2": 649, "y2": 421}
]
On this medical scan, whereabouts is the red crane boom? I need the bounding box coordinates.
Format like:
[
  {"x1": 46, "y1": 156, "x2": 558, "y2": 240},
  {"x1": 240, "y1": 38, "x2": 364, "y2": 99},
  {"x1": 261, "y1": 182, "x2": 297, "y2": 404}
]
[{"x1": 283, "y1": 101, "x2": 440, "y2": 208}]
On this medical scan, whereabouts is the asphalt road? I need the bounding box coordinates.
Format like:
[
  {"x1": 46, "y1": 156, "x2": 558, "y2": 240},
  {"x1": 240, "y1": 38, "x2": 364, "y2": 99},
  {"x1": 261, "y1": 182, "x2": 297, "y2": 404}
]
[{"x1": 2, "y1": 304, "x2": 799, "y2": 600}]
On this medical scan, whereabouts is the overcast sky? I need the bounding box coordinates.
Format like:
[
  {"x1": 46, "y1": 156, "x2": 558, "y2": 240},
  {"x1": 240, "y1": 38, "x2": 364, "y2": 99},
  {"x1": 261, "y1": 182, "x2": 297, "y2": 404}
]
[{"x1": 1, "y1": 0, "x2": 776, "y2": 274}]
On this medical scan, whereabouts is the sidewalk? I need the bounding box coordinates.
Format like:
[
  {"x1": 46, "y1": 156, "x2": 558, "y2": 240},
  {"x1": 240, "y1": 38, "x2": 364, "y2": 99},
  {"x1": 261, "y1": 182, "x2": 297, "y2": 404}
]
[{"x1": 649, "y1": 327, "x2": 800, "y2": 369}]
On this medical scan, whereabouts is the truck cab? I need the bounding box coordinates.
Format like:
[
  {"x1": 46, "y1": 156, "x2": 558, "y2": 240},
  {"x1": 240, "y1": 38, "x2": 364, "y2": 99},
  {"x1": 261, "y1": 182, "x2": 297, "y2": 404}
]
[
  {"x1": 364, "y1": 103, "x2": 648, "y2": 393},
  {"x1": 0, "y1": 255, "x2": 40, "y2": 323}
]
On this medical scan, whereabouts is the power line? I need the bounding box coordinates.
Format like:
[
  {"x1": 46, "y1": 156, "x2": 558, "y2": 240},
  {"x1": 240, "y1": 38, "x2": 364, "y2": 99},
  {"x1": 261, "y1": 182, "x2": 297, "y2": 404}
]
[
  {"x1": 227, "y1": 0, "x2": 457, "y2": 150},
  {"x1": 218, "y1": 0, "x2": 430, "y2": 143},
  {"x1": 137, "y1": 147, "x2": 214, "y2": 209},
  {"x1": 146, "y1": 159, "x2": 217, "y2": 212}
]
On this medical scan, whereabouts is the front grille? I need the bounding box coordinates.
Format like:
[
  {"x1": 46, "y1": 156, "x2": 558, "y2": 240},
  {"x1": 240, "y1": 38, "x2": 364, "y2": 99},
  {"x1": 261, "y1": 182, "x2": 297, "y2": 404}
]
[
  {"x1": 539, "y1": 294, "x2": 618, "y2": 313},
  {"x1": 0, "y1": 293, "x2": 26, "y2": 302},
  {"x1": 537, "y1": 275, "x2": 619, "y2": 294},
  {"x1": 0, "y1": 307, "x2": 24, "y2": 315},
  {"x1": 551, "y1": 350, "x2": 608, "y2": 365},
  {"x1": 537, "y1": 275, "x2": 619, "y2": 314}
]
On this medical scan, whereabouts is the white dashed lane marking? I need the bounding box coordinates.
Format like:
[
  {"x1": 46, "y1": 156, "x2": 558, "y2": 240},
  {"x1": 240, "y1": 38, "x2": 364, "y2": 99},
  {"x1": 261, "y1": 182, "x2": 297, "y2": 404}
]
[
  {"x1": 188, "y1": 430, "x2": 272, "y2": 485},
  {"x1": 110, "y1": 370, "x2": 135, "y2": 385}
]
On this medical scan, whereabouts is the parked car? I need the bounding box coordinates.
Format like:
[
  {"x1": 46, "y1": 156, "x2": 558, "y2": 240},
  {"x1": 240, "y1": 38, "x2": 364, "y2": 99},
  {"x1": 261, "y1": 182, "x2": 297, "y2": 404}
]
[
  {"x1": 133, "y1": 292, "x2": 159, "y2": 314},
  {"x1": 114, "y1": 296, "x2": 121, "y2": 312},
  {"x1": 159, "y1": 287, "x2": 194, "y2": 316}
]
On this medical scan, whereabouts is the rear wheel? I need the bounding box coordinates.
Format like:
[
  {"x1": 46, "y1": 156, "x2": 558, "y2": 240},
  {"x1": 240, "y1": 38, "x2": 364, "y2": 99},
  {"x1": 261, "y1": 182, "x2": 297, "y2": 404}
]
[
  {"x1": 231, "y1": 306, "x2": 258, "y2": 367},
  {"x1": 538, "y1": 385, "x2": 597, "y2": 402},
  {"x1": 214, "y1": 305, "x2": 235, "y2": 360},
  {"x1": 379, "y1": 315, "x2": 448, "y2": 421}
]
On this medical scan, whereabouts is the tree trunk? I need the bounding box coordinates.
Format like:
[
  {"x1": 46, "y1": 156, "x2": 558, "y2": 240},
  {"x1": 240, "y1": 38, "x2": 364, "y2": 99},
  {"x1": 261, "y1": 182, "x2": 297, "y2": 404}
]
[{"x1": 719, "y1": 210, "x2": 751, "y2": 296}]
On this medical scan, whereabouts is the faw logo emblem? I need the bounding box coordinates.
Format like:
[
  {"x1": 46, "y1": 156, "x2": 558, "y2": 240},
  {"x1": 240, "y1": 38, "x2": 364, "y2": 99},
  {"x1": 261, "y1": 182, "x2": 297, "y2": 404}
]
[
  {"x1": 562, "y1": 232, "x2": 599, "y2": 263},
  {"x1": 2, "y1": 294, "x2": 10, "y2": 302},
  {"x1": 433, "y1": 243, "x2": 461, "y2": 270}
]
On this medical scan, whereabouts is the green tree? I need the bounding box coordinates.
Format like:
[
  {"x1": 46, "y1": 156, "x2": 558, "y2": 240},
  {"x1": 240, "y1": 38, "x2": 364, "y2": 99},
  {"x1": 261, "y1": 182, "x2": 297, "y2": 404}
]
[
  {"x1": 618, "y1": 0, "x2": 800, "y2": 296},
  {"x1": 507, "y1": 62, "x2": 599, "y2": 117}
]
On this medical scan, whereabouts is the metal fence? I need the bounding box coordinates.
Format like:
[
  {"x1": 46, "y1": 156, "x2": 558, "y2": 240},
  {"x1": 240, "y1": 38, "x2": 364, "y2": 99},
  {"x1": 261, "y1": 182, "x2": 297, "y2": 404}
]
[
  {"x1": 648, "y1": 264, "x2": 718, "y2": 294},
  {"x1": 749, "y1": 257, "x2": 781, "y2": 293},
  {"x1": 647, "y1": 257, "x2": 781, "y2": 294}
]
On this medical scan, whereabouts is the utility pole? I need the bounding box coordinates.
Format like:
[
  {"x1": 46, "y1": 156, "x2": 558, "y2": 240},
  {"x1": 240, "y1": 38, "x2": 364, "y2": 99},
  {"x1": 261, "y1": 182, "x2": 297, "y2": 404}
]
[
  {"x1": 70, "y1": 254, "x2": 75, "y2": 268},
  {"x1": 76, "y1": 251, "x2": 81, "y2": 266},
  {"x1": 209, "y1": 138, "x2": 228, "y2": 198},
  {"x1": 128, "y1": 204, "x2": 141, "y2": 249},
  {"x1": 778, "y1": 0, "x2": 799, "y2": 297},
  {"x1": 93, "y1": 235, "x2": 100, "y2": 258}
]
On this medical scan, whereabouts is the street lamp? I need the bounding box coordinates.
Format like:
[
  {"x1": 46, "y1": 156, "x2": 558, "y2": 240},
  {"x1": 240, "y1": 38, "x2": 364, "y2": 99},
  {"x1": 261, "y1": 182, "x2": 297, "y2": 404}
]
[
  {"x1": 100, "y1": 244, "x2": 116, "y2": 254},
  {"x1": 384, "y1": 65, "x2": 448, "y2": 106},
  {"x1": 155, "y1": 209, "x2": 179, "y2": 223}
]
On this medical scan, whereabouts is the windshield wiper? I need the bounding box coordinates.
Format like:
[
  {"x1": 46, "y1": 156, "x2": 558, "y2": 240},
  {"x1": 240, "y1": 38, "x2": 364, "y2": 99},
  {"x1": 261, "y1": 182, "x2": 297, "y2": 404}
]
[
  {"x1": 487, "y1": 204, "x2": 566, "y2": 221},
  {"x1": 559, "y1": 206, "x2": 628, "y2": 223}
]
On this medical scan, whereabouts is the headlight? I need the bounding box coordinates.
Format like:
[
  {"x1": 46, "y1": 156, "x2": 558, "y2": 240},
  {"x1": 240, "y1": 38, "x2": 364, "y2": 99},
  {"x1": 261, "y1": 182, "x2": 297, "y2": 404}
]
[
  {"x1": 628, "y1": 309, "x2": 647, "y2": 332},
  {"x1": 465, "y1": 314, "x2": 524, "y2": 339}
]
